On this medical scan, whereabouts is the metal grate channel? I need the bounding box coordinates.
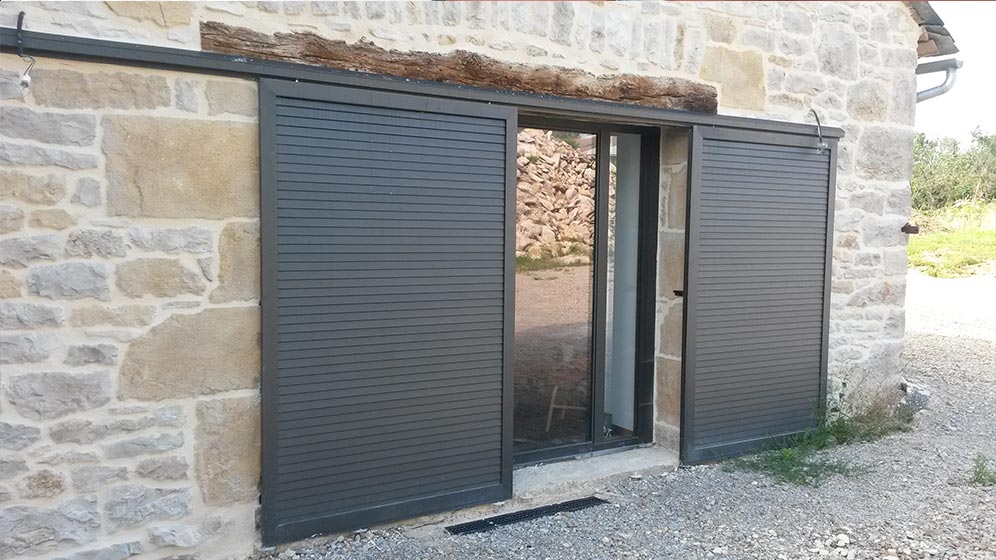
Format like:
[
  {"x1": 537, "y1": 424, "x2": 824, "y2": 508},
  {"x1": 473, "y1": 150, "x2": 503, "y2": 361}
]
[{"x1": 445, "y1": 497, "x2": 608, "y2": 535}]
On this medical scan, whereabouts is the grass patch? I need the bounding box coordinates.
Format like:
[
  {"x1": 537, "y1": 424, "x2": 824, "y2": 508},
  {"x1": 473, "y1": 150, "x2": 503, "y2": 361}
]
[
  {"x1": 908, "y1": 201, "x2": 996, "y2": 277},
  {"x1": 726, "y1": 400, "x2": 915, "y2": 487},
  {"x1": 970, "y1": 454, "x2": 996, "y2": 486},
  {"x1": 908, "y1": 228, "x2": 996, "y2": 277}
]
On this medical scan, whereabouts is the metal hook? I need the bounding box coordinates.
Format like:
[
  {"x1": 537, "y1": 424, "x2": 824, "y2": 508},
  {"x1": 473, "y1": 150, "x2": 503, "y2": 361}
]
[
  {"x1": 809, "y1": 108, "x2": 828, "y2": 155},
  {"x1": 16, "y1": 11, "x2": 26, "y2": 57},
  {"x1": 16, "y1": 12, "x2": 35, "y2": 89}
]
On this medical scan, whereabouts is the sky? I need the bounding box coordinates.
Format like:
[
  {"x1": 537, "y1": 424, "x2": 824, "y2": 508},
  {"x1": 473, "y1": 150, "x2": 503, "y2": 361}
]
[{"x1": 914, "y1": 2, "x2": 996, "y2": 145}]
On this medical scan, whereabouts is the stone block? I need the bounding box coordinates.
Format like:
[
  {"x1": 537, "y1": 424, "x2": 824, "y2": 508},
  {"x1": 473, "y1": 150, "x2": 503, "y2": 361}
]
[
  {"x1": 0, "y1": 422, "x2": 41, "y2": 451},
  {"x1": 0, "y1": 205, "x2": 24, "y2": 234},
  {"x1": 704, "y1": 14, "x2": 736, "y2": 43},
  {"x1": 551, "y1": 2, "x2": 574, "y2": 46},
  {"x1": 657, "y1": 231, "x2": 684, "y2": 298},
  {"x1": 106, "y1": 1, "x2": 194, "y2": 27},
  {"x1": 0, "y1": 142, "x2": 98, "y2": 169},
  {"x1": 148, "y1": 516, "x2": 224, "y2": 548},
  {"x1": 846, "y1": 80, "x2": 889, "y2": 121},
  {"x1": 196, "y1": 396, "x2": 261, "y2": 505},
  {"x1": 52, "y1": 540, "x2": 142, "y2": 560},
  {"x1": 818, "y1": 23, "x2": 859, "y2": 80},
  {"x1": 28, "y1": 262, "x2": 111, "y2": 300},
  {"x1": 860, "y1": 215, "x2": 908, "y2": 248},
  {"x1": 36, "y1": 451, "x2": 100, "y2": 466},
  {"x1": 848, "y1": 191, "x2": 885, "y2": 215},
  {"x1": 115, "y1": 258, "x2": 205, "y2": 298},
  {"x1": 65, "y1": 344, "x2": 119, "y2": 366},
  {"x1": 210, "y1": 222, "x2": 260, "y2": 303},
  {"x1": 0, "y1": 459, "x2": 28, "y2": 480},
  {"x1": 29, "y1": 209, "x2": 77, "y2": 230},
  {"x1": 655, "y1": 356, "x2": 681, "y2": 426},
  {"x1": 667, "y1": 167, "x2": 687, "y2": 229},
  {"x1": 18, "y1": 469, "x2": 66, "y2": 499},
  {"x1": 70, "y1": 305, "x2": 156, "y2": 328},
  {"x1": 0, "y1": 333, "x2": 56, "y2": 364},
  {"x1": 0, "y1": 106, "x2": 96, "y2": 146},
  {"x1": 130, "y1": 227, "x2": 212, "y2": 254},
  {"x1": 103, "y1": 485, "x2": 192, "y2": 529},
  {"x1": 103, "y1": 116, "x2": 258, "y2": 218},
  {"x1": 51, "y1": 416, "x2": 153, "y2": 445},
  {"x1": 0, "y1": 171, "x2": 66, "y2": 205},
  {"x1": 102, "y1": 433, "x2": 184, "y2": 459},
  {"x1": 174, "y1": 78, "x2": 200, "y2": 112},
  {"x1": 0, "y1": 302, "x2": 62, "y2": 329},
  {"x1": 0, "y1": 271, "x2": 19, "y2": 298},
  {"x1": 882, "y1": 247, "x2": 908, "y2": 276},
  {"x1": 658, "y1": 302, "x2": 683, "y2": 357},
  {"x1": 856, "y1": 126, "x2": 915, "y2": 181},
  {"x1": 848, "y1": 280, "x2": 905, "y2": 308},
  {"x1": 205, "y1": 80, "x2": 258, "y2": 116},
  {"x1": 699, "y1": 47, "x2": 765, "y2": 111},
  {"x1": 135, "y1": 456, "x2": 189, "y2": 481},
  {"x1": 66, "y1": 230, "x2": 128, "y2": 258},
  {"x1": 0, "y1": 70, "x2": 23, "y2": 101},
  {"x1": 72, "y1": 178, "x2": 103, "y2": 207},
  {"x1": 119, "y1": 307, "x2": 260, "y2": 400},
  {"x1": 0, "y1": 235, "x2": 60, "y2": 268},
  {"x1": 32, "y1": 69, "x2": 170, "y2": 109},
  {"x1": 782, "y1": 9, "x2": 813, "y2": 34},
  {"x1": 0, "y1": 497, "x2": 100, "y2": 558},
  {"x1": 7, "y1": 371, "x2": 112, "y2": 420}
]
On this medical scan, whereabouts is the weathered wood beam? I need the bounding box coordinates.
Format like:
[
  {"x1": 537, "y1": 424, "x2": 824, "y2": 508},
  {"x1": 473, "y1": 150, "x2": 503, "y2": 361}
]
[{"x1": 200, "y1": 21, "x2": 718, "y2": 114}]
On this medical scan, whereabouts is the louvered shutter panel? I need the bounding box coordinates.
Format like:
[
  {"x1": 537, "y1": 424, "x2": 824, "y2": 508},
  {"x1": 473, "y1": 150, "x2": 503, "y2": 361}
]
[
  {"x1": 682, "y1": 127, "x2": 835, "y2": 463},
  {"x1": 259, "y1": 80, "x2": 514, "y2": 544}
]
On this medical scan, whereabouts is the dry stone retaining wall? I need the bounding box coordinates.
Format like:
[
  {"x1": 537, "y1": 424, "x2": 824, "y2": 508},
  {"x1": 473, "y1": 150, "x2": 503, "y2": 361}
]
[
  {"x1": 0, "y1": 54, "x2": 260, "y2": 560},
  {"x1": 0, "y1": 1, "x2": 923, "y2": 557}
]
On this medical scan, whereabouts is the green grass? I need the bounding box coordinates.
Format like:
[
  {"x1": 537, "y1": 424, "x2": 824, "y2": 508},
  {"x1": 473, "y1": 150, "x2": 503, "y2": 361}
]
[
  {"x1": 970, "y1": 454, "x2": 996, "y2": 486},
  {"x1": 908, "y1": 201, "x2": 996, "y2": 277},
  {"x1": 726, "y1": 399, "x2": 915, "y2": 487},
  {"x1": 908, "y1": 228, "x2": 996, "y2": 277}
]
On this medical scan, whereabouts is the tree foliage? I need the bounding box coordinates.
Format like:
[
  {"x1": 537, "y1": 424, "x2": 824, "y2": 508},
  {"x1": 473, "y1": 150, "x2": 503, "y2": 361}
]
[{"x1": 911, "y1": 129, "x2": 996, "y2": 210}]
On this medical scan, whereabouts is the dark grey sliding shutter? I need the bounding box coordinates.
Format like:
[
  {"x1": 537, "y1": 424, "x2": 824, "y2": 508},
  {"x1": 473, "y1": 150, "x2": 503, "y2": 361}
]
[
  {"x1": 259, "y1": 79, "x2": 515, "y2": 544},
  {"x1": 682, "y1": 127, "x2": 835, "y2": 463}
]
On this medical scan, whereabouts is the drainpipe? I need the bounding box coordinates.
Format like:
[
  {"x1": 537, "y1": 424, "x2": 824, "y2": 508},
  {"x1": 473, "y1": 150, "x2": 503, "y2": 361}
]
[{"x1": 916, "y1": 58, "x2": 963, "y2": 103}]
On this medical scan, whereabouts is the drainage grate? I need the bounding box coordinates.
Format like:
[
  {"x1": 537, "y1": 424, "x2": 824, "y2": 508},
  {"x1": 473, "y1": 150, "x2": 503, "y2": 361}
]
[{"x1": 445, "y1": 497, "x2": 608, "y2": 535}]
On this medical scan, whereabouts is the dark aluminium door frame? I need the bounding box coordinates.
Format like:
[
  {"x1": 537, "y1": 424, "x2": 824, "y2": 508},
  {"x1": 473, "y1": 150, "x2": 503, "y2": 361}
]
[{"x1": 513, "y1": 118, "x2": 661, "y2": 466}]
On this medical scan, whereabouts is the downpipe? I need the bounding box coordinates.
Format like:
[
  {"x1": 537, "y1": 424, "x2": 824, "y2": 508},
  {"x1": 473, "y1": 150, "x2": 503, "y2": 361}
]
[{"x1": 916, "y1": 58, "x2": 963, "y2": 103}]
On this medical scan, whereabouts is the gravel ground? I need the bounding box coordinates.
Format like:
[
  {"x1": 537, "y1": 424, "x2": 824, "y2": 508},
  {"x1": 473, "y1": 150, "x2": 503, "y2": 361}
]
[{"x1": 263, "y1": 272, "x2": 995, "y2": 560}]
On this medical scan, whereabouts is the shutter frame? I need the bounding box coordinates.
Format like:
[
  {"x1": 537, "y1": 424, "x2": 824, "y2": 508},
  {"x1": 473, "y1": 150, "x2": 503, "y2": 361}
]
[
  {"x1": 682, "y1": 126, "x2": 837, "y2": 464},
  {"x1": 259, "y1": 79, "x2": 515, "y2": 544}
]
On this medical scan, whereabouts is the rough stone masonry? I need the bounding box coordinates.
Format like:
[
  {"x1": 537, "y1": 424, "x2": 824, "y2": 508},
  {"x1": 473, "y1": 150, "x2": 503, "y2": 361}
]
[{"x1": 0, "y1": 1, "x2": 920, "y2": 559}]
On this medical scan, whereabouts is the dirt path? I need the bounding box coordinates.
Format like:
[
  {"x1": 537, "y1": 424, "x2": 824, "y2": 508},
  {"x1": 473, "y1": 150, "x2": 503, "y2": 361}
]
[{"x1": 264, "y1": 273, "x2": 996, "y2": 560}]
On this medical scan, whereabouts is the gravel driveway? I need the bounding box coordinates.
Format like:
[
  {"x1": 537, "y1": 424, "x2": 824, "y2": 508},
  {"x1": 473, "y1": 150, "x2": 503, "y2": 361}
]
[{"x1": 265, "y1": 271, "x2": 995, "y2": 560}]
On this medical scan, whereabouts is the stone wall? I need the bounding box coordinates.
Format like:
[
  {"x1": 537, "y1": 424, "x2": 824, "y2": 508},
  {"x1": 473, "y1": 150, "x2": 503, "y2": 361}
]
[
  {"x1": 0, "y1": 1, "x2": 924, "y2": 556},
  {"x1": 0, "y1": 54, "x2": 261, "y2": 560},
  {"x1": 655, "y1": 130, "x2": 688, "y2": 451},
  {"x1": 0, "y1": 0, "x2": 921, "y2": 399}
]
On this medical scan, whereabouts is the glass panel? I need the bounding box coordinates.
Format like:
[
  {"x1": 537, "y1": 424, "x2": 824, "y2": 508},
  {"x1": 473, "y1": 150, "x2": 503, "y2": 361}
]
[
  {"x1": 603, "y1": 133, "x2": 642, "y2": 440},
  {"x1": 513, "y1": 128, "x2": 596, "y2": 455}
]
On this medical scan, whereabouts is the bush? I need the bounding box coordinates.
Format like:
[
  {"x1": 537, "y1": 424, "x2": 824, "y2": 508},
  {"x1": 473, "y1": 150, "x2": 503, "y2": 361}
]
[{"x1": 912, "y1": 129, "x2": 996, "y2": 211}]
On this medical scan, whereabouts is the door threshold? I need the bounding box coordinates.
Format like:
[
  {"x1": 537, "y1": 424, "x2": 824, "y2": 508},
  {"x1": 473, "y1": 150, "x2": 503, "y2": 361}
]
[{"x1": 512, "y1": 445, "x2": 677, "y2": 500}]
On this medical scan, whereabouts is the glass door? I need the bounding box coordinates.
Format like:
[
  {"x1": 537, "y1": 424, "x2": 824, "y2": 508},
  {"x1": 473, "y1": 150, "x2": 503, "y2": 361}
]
[
  {"x1": 513, "y1": 126, "x2": 597, "y2": 456},
  {"x1": 513, "y1": 120, "x2": 657, "y2": 463}
]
